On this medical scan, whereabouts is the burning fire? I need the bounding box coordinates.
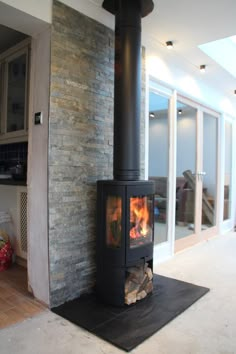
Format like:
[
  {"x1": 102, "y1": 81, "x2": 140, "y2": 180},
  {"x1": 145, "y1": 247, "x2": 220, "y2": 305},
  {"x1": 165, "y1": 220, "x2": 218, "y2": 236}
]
[
  {"x1": 130, "y1": 197, "x2": 151, "y2": 240},
  {"x1": 106, "y1": 196, "x2": 122, "y2": 248}
]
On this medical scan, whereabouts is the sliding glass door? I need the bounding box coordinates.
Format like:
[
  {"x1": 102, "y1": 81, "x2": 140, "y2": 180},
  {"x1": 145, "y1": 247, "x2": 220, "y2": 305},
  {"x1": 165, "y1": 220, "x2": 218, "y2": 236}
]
[
  {"x1": 148, "y1": 91, "x2": 169, "y2": 245},
  {"x1": 175, "y1": 103, "x2": 197, "y2": 240},
  {"x1": 175, "y1": 100, "x2": 219, "y2": 251},
  {"x1": 148, "y1": 82, "x2": 225, "y2": 258},
  {"x1": 201, "y1": 112, "x2": 218, "y2": 230},
  {"x1": 223, "y1": 121, "x2": 233, "y2": 221}
]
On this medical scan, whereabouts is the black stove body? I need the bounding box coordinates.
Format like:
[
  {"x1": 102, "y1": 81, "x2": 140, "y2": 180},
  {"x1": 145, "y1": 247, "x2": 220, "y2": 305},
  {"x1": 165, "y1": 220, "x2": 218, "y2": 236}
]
[{"x1": 96, "y1": 0, "x2": 155, "y2": 306}]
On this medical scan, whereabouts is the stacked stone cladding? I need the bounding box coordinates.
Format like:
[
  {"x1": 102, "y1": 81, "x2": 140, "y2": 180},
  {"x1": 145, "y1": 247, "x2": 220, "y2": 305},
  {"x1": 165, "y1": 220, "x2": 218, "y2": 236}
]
[{"x1": 49, "y1": 0, "x2": 146, "y2": 307}]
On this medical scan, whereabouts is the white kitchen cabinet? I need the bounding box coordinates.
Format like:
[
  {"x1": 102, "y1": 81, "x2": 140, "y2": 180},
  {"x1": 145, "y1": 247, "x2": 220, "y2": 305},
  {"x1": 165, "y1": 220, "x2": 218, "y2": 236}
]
[{"x1": 0, "y1": 185, "x2": 27, "y2": 260}]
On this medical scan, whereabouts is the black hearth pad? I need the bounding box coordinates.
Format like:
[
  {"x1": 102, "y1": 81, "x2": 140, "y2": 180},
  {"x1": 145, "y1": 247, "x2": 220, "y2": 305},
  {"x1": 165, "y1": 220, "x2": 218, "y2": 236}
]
[{"x1": 52, "y1": 274, "x2": 209, "y2": 352}]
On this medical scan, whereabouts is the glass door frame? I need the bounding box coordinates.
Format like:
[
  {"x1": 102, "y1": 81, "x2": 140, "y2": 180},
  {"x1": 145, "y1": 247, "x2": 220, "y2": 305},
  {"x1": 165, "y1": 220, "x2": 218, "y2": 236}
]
[
  {"x1": 221, "y1": 115, "x2": 236, "y2": 233},
  {"x1": 174, "y1": 94, "x2": 221, "y2": 252},
  {"x1": 174, "y1": 96, "x2": 199, "y2": 251},
  {"x1": 147, "y1": 80, "x2": 176, "y2": 262},
  {"x1": 147, "y1": 79, "x2": 234, "y2": 263}
]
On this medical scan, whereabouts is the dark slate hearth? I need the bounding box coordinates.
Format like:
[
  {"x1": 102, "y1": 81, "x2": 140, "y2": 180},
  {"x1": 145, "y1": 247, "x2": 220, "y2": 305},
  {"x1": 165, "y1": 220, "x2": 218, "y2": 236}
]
[{"x1": 52, "y1": 274, "x2": 209, "y2": 351}]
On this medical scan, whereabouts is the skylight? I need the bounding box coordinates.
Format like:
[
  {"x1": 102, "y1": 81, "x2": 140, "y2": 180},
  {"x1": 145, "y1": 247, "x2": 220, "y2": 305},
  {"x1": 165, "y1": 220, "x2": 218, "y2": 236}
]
[{"x1": 199, "y1": 35, "x2": 236, "y2": 78}]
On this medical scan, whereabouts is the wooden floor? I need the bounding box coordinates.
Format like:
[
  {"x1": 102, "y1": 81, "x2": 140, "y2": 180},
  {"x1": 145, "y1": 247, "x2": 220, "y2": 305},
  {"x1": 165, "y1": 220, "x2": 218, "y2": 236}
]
[{"x1": 0, "y1": 264, "x2": 45, "y2": 329}]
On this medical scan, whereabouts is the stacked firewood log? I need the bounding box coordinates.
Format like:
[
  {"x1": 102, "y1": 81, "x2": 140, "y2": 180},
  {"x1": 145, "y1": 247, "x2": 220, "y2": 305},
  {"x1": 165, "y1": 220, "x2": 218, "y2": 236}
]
[{"x1": 125, "y1": 262, "x2": 153, "y2": 305}]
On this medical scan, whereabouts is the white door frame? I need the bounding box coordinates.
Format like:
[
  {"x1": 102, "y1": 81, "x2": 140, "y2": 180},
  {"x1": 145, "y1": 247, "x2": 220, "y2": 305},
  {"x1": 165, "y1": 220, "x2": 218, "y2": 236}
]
[
  {"x1": 220, "y1": 115, "x2": 236, "y2": 233},
  {"x1": 147, "y1": 80, "x2": 176, "y2": 263},
  {"x1": 147, "y1": 79, "x2": 234, "y2": 264},
  {"x1": 175, "y1": 94, "x2": 220, "y2": 250}
]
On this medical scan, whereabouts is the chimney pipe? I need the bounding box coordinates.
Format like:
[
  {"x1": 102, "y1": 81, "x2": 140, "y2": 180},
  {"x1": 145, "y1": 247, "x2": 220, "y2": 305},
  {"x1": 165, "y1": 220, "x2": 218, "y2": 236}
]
[{"x1": 103, "y1": 0, "x2": 154, "y2": 181}]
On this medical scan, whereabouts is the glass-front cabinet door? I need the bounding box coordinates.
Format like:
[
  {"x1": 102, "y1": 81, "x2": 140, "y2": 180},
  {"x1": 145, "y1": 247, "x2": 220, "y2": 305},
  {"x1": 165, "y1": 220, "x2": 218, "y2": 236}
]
[{"x1": 0, "y1": 44, "x2": 29, "y2": 141}]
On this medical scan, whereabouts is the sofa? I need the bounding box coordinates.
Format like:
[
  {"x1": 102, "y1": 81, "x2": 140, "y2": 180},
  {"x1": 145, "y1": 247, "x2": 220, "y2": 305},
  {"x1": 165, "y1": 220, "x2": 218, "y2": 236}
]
[{"x1": 149, "y1": 176, "x2": 194, "y2": 224}]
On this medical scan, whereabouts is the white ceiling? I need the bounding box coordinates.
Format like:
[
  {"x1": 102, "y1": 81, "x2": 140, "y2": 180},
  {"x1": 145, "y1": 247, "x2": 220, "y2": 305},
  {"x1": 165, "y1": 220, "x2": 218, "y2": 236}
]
[
  {"x1": 90, "y1": 0, "x2": 236, "y2": 103},
  {"x1": 0, "y1": 0, "x2": 235, "y2": 104},
  {"x1": 141, "y1": 0, "x2": 236, "y2": 97}
]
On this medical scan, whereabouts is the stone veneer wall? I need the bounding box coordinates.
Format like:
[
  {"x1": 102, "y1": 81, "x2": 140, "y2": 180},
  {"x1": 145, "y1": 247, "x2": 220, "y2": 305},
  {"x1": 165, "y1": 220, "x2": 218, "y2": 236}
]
[{"x1": 49, "y1": 0, "x2": 146, "y2": 307}]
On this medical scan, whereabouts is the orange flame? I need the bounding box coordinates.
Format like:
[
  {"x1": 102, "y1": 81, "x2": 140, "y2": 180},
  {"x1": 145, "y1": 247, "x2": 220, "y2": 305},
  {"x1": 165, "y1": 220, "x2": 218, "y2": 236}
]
[
  {"x1": 106, "y1": 196, "x2": 122, "y2": 248},
  {"x1": 130, "y1": 197, "x2": 150, "y2": 239}
]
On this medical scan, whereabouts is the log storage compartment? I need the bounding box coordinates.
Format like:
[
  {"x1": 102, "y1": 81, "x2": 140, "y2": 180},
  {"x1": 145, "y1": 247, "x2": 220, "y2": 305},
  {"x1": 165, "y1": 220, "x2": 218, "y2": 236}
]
[{"x1": 97, "y1": 180, "x2": 154, "y2": 306}]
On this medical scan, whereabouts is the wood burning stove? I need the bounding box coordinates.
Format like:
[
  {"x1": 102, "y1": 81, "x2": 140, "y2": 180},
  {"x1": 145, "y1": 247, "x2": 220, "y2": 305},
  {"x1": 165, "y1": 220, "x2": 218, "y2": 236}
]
[
  {"x1": 97, "y1": 180, "x2": 154, "y2": 306},
  {"x1": 97, "y1": 0, "x2": 154, "y2": 306}
]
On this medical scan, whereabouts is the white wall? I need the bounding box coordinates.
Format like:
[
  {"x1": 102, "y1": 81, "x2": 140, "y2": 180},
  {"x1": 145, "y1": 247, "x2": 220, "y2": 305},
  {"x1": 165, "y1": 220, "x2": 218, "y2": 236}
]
[
  {"x1": 0, "y1": 0, "x2": 52, "y2": 24},
  {"x1": 0, "y1": 0, "x2": 114, "y2": 29},
  {"x1": 0, "y1": 0, "x2": 51, "y2": 36},
  {"x1": 27, "y1": 28, "x2": 50, "y2": 305},
  {"x1": 0, "y1": 0, "x2": 114, "y2": 28}
]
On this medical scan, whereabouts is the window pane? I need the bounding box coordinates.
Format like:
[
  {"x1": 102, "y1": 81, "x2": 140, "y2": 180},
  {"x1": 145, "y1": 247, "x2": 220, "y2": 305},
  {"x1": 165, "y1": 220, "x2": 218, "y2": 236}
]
[
  {"x1": 7, "y1": 54, "x2": 26, "y2": 132},
  {"x1": 175, "y1": 103, "x2": 196, "y2": 239},
  {"x1": 202, "y1": 113, "x2": 217, "y2": 228},
  {"x1": 148, "y1": 92, "x2": 169, "y2": 245},
  {"x1": 224, "y1": 121, "x2": 232, "y2": 220}
]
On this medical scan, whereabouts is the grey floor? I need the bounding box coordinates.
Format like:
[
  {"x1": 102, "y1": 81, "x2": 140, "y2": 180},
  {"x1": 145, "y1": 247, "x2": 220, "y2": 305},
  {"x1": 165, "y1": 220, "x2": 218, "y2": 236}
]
[
  {"x1": 1, "y1": 232, "x2": 236, "y2": 354},
  {"x1": 154, "y1": 222, "x2": 195, "y2": 244},
  {"x1": 154, "y1": 221, "x2": 211, "y2": 245}
]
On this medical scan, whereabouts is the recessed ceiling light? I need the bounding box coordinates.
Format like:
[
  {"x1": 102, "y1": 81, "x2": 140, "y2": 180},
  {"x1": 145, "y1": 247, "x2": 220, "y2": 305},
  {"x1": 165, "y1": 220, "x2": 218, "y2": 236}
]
[
  {"x1": 200, "y1": 64, "x2": 206, "y2": 73},
  {"x1": 178, "y1": 109, "x2": 182, "y2": 115},
  {"x1": 149, "y1": 112, "x2": 155, "y2": 118},
  {"x1": 166, "y1": 41, "x2": 173, "y2": 49}
]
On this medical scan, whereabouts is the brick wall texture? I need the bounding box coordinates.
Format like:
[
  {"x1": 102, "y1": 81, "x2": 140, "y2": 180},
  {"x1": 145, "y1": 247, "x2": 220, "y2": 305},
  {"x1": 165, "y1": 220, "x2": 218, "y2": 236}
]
[{"x1": 49, "y1": 0, "x2": 146, "y2": 307}]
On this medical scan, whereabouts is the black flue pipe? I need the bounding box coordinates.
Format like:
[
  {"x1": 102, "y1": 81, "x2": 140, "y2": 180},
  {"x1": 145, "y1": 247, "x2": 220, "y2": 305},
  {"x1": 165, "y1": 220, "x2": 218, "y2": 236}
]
[{"x1": 103, "y1": 0, "x2": 154, "y2": 181}]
